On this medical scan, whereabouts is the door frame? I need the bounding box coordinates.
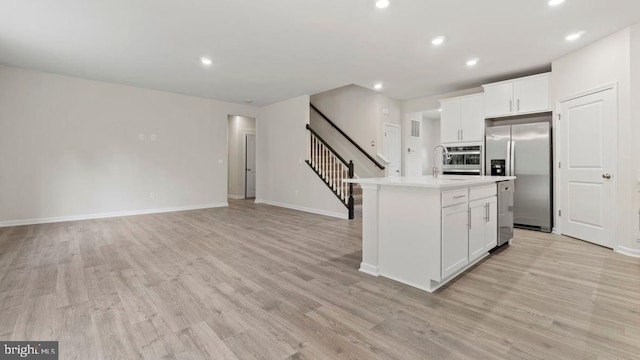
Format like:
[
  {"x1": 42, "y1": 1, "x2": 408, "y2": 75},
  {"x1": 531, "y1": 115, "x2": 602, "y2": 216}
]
[
  {"x1": 244, "y1": 132, "x2": 256, "y2": 198},
  {"x1": 555, "y1": 82, "x2": 618, "y2": 247},
  {"x1": 383, "y1": 123, "x2": 401, "y2": 177}
]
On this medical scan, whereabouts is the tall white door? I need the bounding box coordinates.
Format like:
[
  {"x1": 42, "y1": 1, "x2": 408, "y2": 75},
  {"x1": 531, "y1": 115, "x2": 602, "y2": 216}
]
[
  {"x1": 559, "y1": 87, "x2": 616, "y2": 248},
  {"x1": 404, "y1": 113, "x2": 422, "y2": 176},
  {"x1": 384, "y1": 124, "x2": 401, "y2": 177},
  {"x1": 245, "y1": 134, "x2": 256, "y2": 198}
]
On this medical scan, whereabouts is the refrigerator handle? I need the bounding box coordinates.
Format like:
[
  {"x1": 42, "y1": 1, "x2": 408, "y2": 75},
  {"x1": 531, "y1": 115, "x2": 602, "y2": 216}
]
[
  {"x1": 510, "y1": 140, "x2": 516, "y2": 176},
  {"x1": 505, "y1": 141, "x2": 512, "y2": 176}
]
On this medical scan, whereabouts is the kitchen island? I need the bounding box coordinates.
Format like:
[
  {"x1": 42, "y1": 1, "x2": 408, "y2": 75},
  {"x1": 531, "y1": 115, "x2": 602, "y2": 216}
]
[{"x1": 345, "y1": 175, "x2": 516, "y2": 292}]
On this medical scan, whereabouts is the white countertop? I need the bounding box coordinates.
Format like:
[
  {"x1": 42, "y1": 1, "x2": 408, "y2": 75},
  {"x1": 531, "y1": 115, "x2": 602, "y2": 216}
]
[{"x1": 344, "y1": 175, "x2": 516, "y2": 189}]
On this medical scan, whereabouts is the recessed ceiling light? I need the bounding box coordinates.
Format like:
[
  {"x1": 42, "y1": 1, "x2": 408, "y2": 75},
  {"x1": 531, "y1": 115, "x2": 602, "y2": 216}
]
[
  {"x1": 466, "y1": 58, "x2": 479, "y2": 67},
  {"x1": 200, "y1": 57, "x2": 213, "y2": 66},
  {"x1": 374, "y1": 83, "x2": 383, "y2": 90},
  {"x1": 438, "y1": 108, "x2": 442, "y2": 112},
  {"x1": 431, "y1": 36, "x2": 445, "y2": 46},
  {"x1": 565, "y1": 31, "x2": 585, "y2": 41},
  {"x1": 375, "y1": 0, "x2": 390, "y2": 9},
  {"x1": 245, "y1": 99, "x2": 252, "y2": 104},
  {"x1": 548, "y1": 0, "x2": 565, "y2": 6}
]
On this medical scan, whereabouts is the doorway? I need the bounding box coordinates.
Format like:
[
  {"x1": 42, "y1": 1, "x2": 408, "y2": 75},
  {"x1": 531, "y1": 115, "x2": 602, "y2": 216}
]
[
  {"x1": 383, "y1": 124, "x2": 401, "y2": 177},
  {"x1": 421, "y1": 109, "x2": 442, "y2": 175},
  {"x1": 245, "y1": 134, "x2": 256, "y2": 198},
  {"x1": 227, "y1": 115, "x2": 256, "y2": 199},
  {"x1": 559, "y1": 86, "x2": 617, "y2": 248}
]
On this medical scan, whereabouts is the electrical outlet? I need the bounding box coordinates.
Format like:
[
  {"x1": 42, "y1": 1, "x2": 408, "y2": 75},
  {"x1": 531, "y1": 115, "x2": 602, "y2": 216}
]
[{"x1": 150, "y1": 134, "x2": 157, "y2": 141}]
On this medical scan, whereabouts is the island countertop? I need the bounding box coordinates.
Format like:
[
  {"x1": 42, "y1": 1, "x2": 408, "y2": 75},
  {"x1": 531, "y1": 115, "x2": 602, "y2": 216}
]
[{"x1": 344, "y1": 175, "x2": 516, "y2": 189}]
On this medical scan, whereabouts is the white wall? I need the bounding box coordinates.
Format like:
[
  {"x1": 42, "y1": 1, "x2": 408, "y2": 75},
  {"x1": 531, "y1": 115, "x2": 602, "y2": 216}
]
[
  {"x1": 227, "y1": 115, "x2": 256, "y2": 198},
  {"x1": 552, "y1": 28, "x2": 637, "y2": 253},
  {"x1": 256, "y1": 95, "x2": 348, "y2": 218},
  {"x1": 631, "y1": 24, "x2": 640, "y2": 249},
  {"x1": 310, "y1": 84, "x2": 401, "y2": 178},
  {"x1": 0, "y1": 65, "x2": 258, "y2": 225}
]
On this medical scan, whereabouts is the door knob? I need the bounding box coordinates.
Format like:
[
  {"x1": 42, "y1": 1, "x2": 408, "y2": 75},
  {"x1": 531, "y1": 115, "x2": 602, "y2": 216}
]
[{"x1": 602, "y1": 173, "x2": 612, "y2": 179}]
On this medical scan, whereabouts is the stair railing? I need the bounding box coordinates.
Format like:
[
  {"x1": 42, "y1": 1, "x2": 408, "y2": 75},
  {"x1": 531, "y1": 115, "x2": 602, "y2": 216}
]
[
  {"x1": 305, "y1": 124, "x2": 355, "y2": 219},
  {"x1": 310, "y1": 103, "x2": 385, "y2": 171}
]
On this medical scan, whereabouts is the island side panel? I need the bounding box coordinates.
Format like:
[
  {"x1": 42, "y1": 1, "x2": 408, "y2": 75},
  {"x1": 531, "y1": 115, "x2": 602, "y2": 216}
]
[
  {"x1": 378, "y1": 185, "x2": 442, "y2": 290},
  {"x1": 359, "y1": 183, "x2": 380, "y2": 275}
]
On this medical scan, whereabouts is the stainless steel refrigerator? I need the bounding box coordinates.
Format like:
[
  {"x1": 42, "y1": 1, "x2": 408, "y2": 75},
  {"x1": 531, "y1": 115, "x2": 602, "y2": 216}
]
[{"x1": 485, "y1": 121, "x2": 552, "y2": 232}]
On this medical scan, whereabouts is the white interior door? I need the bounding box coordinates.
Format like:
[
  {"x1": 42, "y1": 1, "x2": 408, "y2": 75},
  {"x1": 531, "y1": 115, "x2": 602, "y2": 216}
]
[
  {"x1": 384, "y1": 124, "x2": 401, "y2": 177},
  {"x1": 245, "y1": 134, "x2": 256, "y2": 198},
  {"x1": 559, "y1": 87, "x2": 616, "y2": 248},
  {"x1": 405, "y1": 113, "x2": 422, "y2": 176}
]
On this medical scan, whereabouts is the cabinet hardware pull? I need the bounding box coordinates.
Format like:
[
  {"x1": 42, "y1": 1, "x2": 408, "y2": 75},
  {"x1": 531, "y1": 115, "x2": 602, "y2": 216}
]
[
  {"x1": 468, "y1": 209, "x2": 471, "y2": 229},
  {"x1": 487, "y1": 203, "x2": 490, "y2": 222},
  {"x1": 453, "y1": 195, "x2": 466, "y2": 199},
  {"x1": 461, "y1": 129, "x2": 463, "y2": 140},
  {"x1": 517, "y1": 99, "x2": 520, "y2": 111},
  {"x1": 510, "y1": 100, "x2": 513, "y2": 112}
]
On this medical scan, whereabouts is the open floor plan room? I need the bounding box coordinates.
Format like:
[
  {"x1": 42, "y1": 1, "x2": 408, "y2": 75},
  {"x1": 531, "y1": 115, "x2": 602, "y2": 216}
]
[{"x1": 1, "y1": 200, "x2": 638, "y2": 359}]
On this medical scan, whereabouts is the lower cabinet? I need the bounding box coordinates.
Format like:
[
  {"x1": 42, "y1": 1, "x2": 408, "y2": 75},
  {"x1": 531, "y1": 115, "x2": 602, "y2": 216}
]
[
  {"x1": 442, "y1": 186, "x2": 498, "y2": 279},
  {"x1": 441, "y1": 203, "x2": 470, "y2": 279},
  {"x1": 469, "y1": 196, "x2": 498, "y2": 262}
]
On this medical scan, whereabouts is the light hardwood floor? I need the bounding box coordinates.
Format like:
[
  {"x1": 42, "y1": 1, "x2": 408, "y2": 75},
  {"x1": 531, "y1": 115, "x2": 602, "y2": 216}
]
[{"x1": 0, "y1": 199, "x2": 639, "y2": 359}]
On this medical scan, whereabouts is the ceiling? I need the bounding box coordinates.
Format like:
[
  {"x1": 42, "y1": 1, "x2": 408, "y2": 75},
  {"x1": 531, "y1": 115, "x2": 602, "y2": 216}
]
[{"x1": 1, "y1": 0, "x2": 639, "y2": 106}]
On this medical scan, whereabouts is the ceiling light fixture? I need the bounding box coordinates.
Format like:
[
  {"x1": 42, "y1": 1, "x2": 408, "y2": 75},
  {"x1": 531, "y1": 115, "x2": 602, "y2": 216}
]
[
  {"x1": 466, "y1": 58, "x2": 479, "y2": 67},
  {"x1": 548, "y1": 0, "x2": 565, "y2": 6},
  {"x1": 431, "y1": 36, "x2": 445, "y2": 46},
  {"x1": 375, "y1": 0, "x2": 390, "y2": 9},
  {"x1": 200, "y1": 57, "x2": 213, "y2": 66},
  {"x1": 565, "y1": 31, "x2": 585, "y2": 41},
  {"x1": 374, "y1": 83, "x2": 383, "y2": 90}
]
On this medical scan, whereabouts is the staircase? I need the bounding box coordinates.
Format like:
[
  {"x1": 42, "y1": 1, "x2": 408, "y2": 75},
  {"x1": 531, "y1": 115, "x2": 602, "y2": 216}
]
[
  {"x1": 305, "y1": 124, "x2": 356, "y2": 219},
  {"x1": 305, "y1": 103, "x2": 383, "y2": 219}
]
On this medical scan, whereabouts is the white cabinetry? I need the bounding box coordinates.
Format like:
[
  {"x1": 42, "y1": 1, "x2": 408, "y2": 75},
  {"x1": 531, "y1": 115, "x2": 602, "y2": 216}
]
[
  {"x1": 440, "y1": 94, "x2": 484, "y2": 143},
  {"x1": 484, "y1": 197, "x2": 498, "y2": 251},
  {"x1": 469, "y1": 197, "x2": 497, "y2": 261},
  {"x1": 441, "y1": 186, "x2": 470, "y2": 279},
  {"x1": 483, "y1": 73, "x2": 550, "y2": 118},
  {"x1": 442, "y1": 185, "x2": 498, "y2": 279}
]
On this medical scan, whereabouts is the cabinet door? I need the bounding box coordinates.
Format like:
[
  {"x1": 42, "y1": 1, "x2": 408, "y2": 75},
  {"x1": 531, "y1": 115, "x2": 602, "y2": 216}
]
[
  {"x1": 484, "y1": 82, "x2": 514, "y2": 118},
  {"x1": 514, "y1": 74, "x2": 550, "y2": 114},
  {"x1": 440, "y1": 100, "x2": 461, "y2": 143},
  {"x1": 468, "y1": 199, "x2": 486, "y2": 262},
  {"x1": 441, "y1": 203, "x2": 469, "y2": 279},
  {"x1": 459, "y1": 95, "x2": 484, "y2": 142},
  {"x1": 484, "y1": 197, "x2": 498, "y2": 251}
]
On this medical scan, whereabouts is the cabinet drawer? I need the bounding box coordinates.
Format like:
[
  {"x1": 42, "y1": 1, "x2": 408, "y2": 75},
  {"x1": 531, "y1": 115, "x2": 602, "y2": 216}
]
[
  {"x1": 470, "y1": 184, "x2": 497, "y2": 201},
  {"x1": 442, "y1": 188, "x2": 468, "y2": 207}
]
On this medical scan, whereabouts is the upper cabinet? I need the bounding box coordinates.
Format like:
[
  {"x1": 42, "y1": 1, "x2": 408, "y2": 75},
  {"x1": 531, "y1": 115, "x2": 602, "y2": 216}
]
[
  {"x1": 440, "y1": 93, "x2": 484, "y2": 144},
  {"x1": 482, "y1": 73, "x2": 551, "y2": 118}
]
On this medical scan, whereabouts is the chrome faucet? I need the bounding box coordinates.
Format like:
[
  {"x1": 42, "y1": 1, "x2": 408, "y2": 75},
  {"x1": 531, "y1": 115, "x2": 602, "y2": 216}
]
[{"x1": 432, "y1": 144, "x2": 451, "y2": 178}]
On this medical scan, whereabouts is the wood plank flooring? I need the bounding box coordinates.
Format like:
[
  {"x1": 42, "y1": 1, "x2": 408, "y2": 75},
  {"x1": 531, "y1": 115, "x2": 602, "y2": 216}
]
[{"x1": 0, "y1": 199, "x2": 639, "y2": 359}]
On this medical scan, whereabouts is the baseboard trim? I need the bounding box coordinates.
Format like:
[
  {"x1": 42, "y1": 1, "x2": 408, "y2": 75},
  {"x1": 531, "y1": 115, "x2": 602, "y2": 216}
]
[
  {"x1": 0, "y1": 203, "x2": 228, "y2": 228},
  {"x1": 255, "y1": 200, "x2": 348, "y2": 219},
  {"x1": 227, "y1": 194, "x2": 245, "y2": 200},
  {"x1": 616, "y1": 246, "x2": 640, "y2": 258},
  {"x1": 359, "y1": 262, "x2": 380, "y2": 276}
]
